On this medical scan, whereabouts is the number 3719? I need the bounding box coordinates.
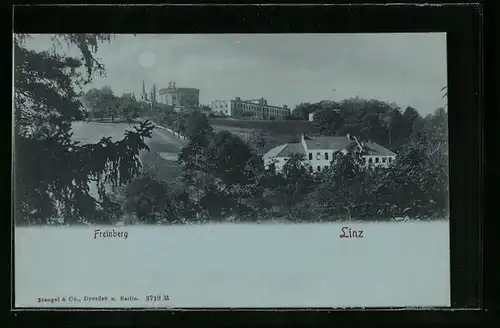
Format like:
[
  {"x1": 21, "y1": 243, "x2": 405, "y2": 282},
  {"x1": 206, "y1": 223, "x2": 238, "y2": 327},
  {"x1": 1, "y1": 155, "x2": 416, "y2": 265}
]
[{"x1": 146, "y1": 295, "x2": 169, "y2": 302}]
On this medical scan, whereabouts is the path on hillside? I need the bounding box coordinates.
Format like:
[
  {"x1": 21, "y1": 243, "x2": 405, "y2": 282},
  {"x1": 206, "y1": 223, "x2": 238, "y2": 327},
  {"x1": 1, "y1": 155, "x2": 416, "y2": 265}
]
[
  {"x1": 138, "y1": 118, "x2": 187, "y2": 149},
  {"x1": 71, "y1": 120, "x2": 188, "y2": 198},
  {"x1": 139, "y1": 121, "x2": 187, "y2": 163},
  {"x1": 149, "y1": 124, "x2": 187, "y2": 150}
]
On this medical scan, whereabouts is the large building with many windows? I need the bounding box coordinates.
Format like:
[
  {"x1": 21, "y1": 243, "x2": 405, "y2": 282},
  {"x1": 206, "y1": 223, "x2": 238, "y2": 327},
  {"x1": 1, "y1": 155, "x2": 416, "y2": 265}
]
[
  {"x1": 263, "y1": 134, "x2": 396, "y2": 173},
  {"x1": 210, "y1": 97, "x2": 290, "y2": 120},
  {"x1": 158, "y1": 82, "x2": 200, "y2": 112}
]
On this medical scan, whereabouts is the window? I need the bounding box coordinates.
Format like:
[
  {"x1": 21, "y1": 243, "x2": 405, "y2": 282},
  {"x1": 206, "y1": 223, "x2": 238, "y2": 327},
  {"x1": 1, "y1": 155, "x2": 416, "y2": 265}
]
[
  {"x1": 375, "y1": 157, "x2": 380, "y2": 163},
  {"x1": 317, "y1": 166, "x2": 321, "y2": 172},
  {"x1": 369, "y1": 158, "x2": 373, "y2": 164},
  {"x1": 325, "y1": 152, "x2": 329, "y2": 160},
  {"x1": 316, "y1": 152, "x2": 321, "y2": 160},
  {"x1": 309, "y1": 166, "x2": 313, "y2": 173},
  {"x1": 324, "y1": 165, "x2": 328, "y2": 170},
  {"x1": 309, "y1": 153, "x2": 313, "y2": 160},
  {"x1": 382, "y1": 157, "x2": 386, "y2": 163},
  {"x1": 389, "y1": 157, "x2": 392, "y2": 163}
]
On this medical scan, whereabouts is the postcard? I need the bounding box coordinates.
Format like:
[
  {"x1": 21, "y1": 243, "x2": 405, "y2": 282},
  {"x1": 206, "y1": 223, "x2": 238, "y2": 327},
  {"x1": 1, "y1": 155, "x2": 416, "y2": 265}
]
[{"x1": 13, "y1": 33, "x2": 450, "y2": 308}]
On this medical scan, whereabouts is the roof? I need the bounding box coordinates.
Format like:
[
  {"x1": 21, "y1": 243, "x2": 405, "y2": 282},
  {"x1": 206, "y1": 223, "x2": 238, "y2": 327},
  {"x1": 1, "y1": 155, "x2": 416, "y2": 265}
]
[
  {"x1": 304, "y1": 136, "x2": 353, "y2": 150},
  {"x1": 362, "y1": 142, "x2": 396, "y2": 156},
  {"x1": 275, "y1": 143, "x2": 305, "y2": 157},
  {"x1": 263, "y1": 144, "x2": 287, "y2": 162},
  {"x1": 264, "y1": 136, "x2": 396, "y2": 159},
  {"x1": 305, "y1": 135, "x2": 396, "y2": 156},
  {"x1": 263, "y1": 143, "x2": 306, "y2": 161}
]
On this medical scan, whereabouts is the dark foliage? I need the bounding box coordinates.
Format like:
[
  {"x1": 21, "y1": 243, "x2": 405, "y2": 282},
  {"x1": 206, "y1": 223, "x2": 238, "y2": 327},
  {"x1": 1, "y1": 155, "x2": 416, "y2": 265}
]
[
  {"x1": 17, "y1": 32, "x2": 448, "y2": 225},
  {"x1": 121, "y1": 96, "x2": 448, "y2": 224},
  {"x1": 14, "y1": 34, "x2": 153, "y2": 225}
]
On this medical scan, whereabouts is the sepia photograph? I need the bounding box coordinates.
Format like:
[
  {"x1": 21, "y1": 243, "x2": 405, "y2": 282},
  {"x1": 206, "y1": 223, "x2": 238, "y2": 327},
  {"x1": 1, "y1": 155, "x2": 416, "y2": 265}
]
[{"x1": 13, "y1": 33, "x2": 450, "y2": 308}]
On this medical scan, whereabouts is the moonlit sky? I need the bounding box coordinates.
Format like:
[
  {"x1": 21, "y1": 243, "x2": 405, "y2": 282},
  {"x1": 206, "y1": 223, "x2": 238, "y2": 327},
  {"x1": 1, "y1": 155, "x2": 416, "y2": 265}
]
[{"x1": 22, "y1": 33, "x2": 447, "y2": 115}]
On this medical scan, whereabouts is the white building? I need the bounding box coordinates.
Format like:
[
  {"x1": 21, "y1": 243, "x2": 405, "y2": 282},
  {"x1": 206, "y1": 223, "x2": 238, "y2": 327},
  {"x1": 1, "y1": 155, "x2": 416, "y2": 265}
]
[
  {"x1": 263, "y1": 134, "x2": 396, "y2": 173},
  {"x1": 158, "y1": 82, "x2": 200, "y2": 112},
  {"x1": 210, "y1": 97, "x2": 289, "y2": 120}
]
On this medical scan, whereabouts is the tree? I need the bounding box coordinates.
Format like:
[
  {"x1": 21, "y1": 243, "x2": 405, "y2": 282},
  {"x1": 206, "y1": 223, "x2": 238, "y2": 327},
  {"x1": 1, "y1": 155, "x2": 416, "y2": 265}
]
[
  {"x1": 359, "y1": 112, "x2": 389, "y2": 145},
  {"x1": 292, "y1": 102, "x2": 321, "y2": 120},
  {"x1": 421, "y1": 107, "x2": 448, "y2": 155},
  {"x1": 100, "y1": 86, "x2": 119, "y2": 121},
  {"x1": 441, "y1": 85, "x2": 448, "y2": 108},
  {"x1": 376, "y1": 143, "x2": 448, "y2": 219},
  {"x1": 172, "y1": 113, "x2": 188, "y2": 135},
  {"x1": 122, "y1": 174, "x2": 174, "y2": 224},
  {"x1": 82, "y1": 85, "x2": 119, "y2": 120},
  {"x1": 314, "y1": 150, "x2": 375, "y2": 221},
  {"x1": 246, "y1": 130, "x2": 266, "y2": 150},
  {"x1": 386, "y1": 107, "x2": 406, "y2": 149},
  {"x1": 141, "y1": 80, "x2": 148, "y2": 102},
  {"x1": 185, "y1": 111, "x2": 213, "y2": 140},
  {"x1": 119, "y1": 93, "x2": 141, "y2": 124},
  {"x1": 312, "y1": 108, "x2": 345, "y2": 136},
  {"x1": 14, "y1": 34, "x2": 153, "y2": 225},
  {"x1": 178, "y1": 131, "x2": 264, "y2": 220},
  {"x1": 150, "y1": 83, "x2": 157, "y2": 104},
  {"x1": 279, "y1": 154, "x2": 315, "y2": 219},
  {"x1": 402, "y1": 106, "x2": 423, "y2": 143}
]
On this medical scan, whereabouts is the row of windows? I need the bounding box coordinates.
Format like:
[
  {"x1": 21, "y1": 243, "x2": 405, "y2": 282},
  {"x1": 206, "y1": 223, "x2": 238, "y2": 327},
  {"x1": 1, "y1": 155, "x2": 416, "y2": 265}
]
[
  {"x1": 235, "y1": 103, "x2": 287, "y2": 115},
  {"x1": 274, "y1": 156, "x2": 394, "y2": 174},
  {"x1": 308, "y1": 165, "x2": 328, "y2": 173},
  {"x1": 276, "y1": 159, "x2": 327, "y2": 173},
  {"x1": 211, "y1": 102, "x2": 288, "y2": 117},
  {"x1": 307, "y1": 152, "x2": 393, "y2": 164},
  {"x1": 308, "y1": 152, "x2": 330, "y2": 160},
  {"x1": 366, "y1": 157, "x2": 392, "y2": 164}
]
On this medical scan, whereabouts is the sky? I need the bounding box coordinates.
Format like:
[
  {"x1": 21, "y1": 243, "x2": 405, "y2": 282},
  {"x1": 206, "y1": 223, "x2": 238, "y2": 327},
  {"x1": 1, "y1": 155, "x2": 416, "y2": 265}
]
[{"x1": 22, "y1": 33, "x2": 447, "y2": 115}]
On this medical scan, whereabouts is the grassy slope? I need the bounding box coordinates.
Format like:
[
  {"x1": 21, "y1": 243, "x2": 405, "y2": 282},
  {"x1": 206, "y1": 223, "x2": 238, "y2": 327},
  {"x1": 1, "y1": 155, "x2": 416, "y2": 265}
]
[
  {"x1": 140, "y1": 135, "x2": 184, "y2": 191},
  {"x1": 210, "y1": 119, "x2": 316, "y2": 154}
]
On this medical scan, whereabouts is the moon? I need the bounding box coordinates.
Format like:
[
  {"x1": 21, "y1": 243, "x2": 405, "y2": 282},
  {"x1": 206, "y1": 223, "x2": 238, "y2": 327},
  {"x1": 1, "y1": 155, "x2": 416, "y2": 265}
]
[{"x1": 138, "y1": 51, "x2": 156, "y2": 68}]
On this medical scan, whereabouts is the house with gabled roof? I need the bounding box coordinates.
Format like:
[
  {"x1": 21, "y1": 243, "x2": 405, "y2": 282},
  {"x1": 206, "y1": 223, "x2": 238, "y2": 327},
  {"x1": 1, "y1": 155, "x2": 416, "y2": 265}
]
[{"x1": 263, "y1": 133, "x2": 396, "y2": 173}]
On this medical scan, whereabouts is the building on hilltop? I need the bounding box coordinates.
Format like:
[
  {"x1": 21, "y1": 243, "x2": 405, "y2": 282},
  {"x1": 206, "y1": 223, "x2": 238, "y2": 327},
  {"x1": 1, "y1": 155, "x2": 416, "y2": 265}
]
[
  {"x1": 210, "y1": 97, "x2": 290, "y2": 120},
  {"x1": 159, "y1": 81, "x2": 200, "y2": 112},
  {"x1": 263, "y1": 134, "x2": 396, "y2": 173}
]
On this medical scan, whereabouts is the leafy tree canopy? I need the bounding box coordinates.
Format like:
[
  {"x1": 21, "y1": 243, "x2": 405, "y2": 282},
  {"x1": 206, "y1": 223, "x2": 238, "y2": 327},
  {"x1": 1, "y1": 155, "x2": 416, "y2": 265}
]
[{"x1": 14, "y1": 34, "x2": 153, "y2": 225}]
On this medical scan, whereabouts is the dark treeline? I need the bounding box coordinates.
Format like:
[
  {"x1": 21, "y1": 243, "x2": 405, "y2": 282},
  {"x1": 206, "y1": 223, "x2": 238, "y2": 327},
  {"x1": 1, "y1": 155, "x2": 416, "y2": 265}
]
[
  {"x1": 116, "y1": 99, "x2": 448, "y2": 224},
  {"x1": 81, "y1": 81, "x2": 167, "y2": 124}
]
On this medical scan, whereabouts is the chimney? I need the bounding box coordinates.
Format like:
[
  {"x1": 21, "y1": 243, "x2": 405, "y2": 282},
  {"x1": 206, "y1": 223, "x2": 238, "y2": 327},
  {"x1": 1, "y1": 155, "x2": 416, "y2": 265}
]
[{"x1": 352, "y1": 135, "x2": 363, "y2": 152}]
